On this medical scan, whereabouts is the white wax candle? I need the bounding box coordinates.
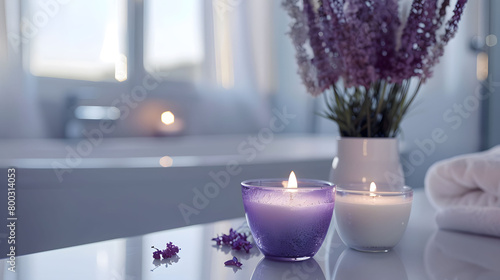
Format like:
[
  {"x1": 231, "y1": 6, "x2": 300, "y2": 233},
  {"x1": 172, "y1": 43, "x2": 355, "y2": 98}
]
[{"x1": 335, "y1": 193, "x2": 412, "y2": 251}]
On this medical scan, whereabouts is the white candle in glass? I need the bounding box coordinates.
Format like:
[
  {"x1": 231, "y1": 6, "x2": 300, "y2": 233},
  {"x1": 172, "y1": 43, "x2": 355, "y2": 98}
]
[{"x1": 334, "y1": 183, "x2": 413, "y2": 252}]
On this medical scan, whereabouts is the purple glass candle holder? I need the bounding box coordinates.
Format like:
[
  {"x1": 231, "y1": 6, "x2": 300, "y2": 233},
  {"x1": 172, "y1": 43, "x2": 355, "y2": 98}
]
[{"x1": 241, "y1": 179, "x2": 335, "y2": 261}]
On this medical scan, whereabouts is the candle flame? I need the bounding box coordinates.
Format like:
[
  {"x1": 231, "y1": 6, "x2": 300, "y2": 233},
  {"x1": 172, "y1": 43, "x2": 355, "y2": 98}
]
[
  {"x1": 287, "y1": 171, "x2": 297, "y2": 189},
  {"x1": 369, "y1": 182, "x2": 377, "y2": 197}
]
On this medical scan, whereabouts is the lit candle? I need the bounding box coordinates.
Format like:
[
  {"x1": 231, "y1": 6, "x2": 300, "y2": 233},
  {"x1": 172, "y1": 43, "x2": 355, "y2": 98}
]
[
  {"x1": 157, "y1": 110, "x2": 184, "y2": 135},
  {"x1": 334, "y1": 183, "x2": 413, "y2": 252},
  {"x1": 241, "y1": 172, "x2": 335, "y2": 261}
]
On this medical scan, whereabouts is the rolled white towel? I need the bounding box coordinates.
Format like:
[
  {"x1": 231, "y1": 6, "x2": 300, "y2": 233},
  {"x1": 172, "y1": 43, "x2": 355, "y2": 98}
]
[{"x1": 424, "y1": 146, "x2": 500, "y2": 237}]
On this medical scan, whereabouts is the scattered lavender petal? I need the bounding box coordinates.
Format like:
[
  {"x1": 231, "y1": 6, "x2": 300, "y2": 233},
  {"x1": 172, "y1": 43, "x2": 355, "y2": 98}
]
[{"x1": 224, "y1": 256, "x2": 242, "y2": 268}]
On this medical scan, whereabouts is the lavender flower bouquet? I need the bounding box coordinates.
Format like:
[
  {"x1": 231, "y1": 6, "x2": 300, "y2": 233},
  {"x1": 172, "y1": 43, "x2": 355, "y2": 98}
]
[{"x1": 283, "y1": 0, "x2": 468, "y2": 137}]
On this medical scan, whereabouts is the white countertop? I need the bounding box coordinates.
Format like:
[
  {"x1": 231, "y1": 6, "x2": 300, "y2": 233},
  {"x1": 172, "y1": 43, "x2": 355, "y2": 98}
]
[
  {"x1": 2, "y1": 189, "x2": 500, "y2": 280},
  {"x1": 0, "y1": 135, "x2": 338, "y2": 256}
]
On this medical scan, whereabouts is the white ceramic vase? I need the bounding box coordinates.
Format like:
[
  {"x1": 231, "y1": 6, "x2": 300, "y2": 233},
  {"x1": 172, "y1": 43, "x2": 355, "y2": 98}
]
[{"x1": 329, "y1": 137, "x2": 405, "y2": 189}]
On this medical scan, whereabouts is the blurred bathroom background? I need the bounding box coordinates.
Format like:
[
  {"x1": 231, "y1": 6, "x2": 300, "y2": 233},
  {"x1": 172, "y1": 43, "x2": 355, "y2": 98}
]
[{"x1": 0, "y1": 0, "x2": 499, "y2": 255}]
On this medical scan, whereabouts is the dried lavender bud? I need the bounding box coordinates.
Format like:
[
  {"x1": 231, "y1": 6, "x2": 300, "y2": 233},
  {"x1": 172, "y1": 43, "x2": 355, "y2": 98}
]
[
  {"x1": 152, "y1": 248, "x2": 162, "y2": 260},
  {"x1": 212, "y1": 228, "x2": 253, "y2": 253},
  {"x1": 224, "y1": 256, "x2": 242, "y2": 268},
  {"x1": 151, "y1": 243, "x2": 180, "y2": 260}
]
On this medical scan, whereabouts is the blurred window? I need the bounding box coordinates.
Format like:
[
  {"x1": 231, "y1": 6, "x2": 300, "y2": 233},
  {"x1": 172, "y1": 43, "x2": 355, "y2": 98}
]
[
  {"x1": 26, "y1": 0, "x2": 128, "y2": 81},
  {"x1": 23, "y1": 0, "x2": 264, "y2": 90},
  {"x1": 143, "y1": 0, "x2": 204, "y2": 82}
]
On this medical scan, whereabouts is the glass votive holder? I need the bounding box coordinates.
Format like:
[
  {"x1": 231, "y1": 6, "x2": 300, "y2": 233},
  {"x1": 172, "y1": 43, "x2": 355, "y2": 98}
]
[
  {"x1": 334, "y1": 184, "x2": 413, "y2": 252},
  {"x1": 241, "y1": 179, "x2": 335, "y2": 261}
]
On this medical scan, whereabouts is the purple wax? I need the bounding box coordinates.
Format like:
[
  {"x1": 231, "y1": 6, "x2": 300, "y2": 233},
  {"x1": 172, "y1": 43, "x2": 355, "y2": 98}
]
[{"x1": 241, "y1": 179, "x2": 335, "y2": 261}]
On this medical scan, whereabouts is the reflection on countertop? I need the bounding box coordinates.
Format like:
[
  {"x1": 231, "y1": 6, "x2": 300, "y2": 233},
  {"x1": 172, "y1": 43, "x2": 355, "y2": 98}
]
[
  {"x1": 425, "y1": 230, "x2": 500, "y2": 280},
  {"x1": 251, "y1": 258, "x2": 326, "y2": 280},
  {"x1": 333, "y1": 249, "x2": 407, "y2": 280}
]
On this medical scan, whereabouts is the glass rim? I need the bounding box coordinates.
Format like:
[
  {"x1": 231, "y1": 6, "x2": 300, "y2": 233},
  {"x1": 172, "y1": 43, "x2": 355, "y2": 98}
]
[
  {"x1": 241, "y1": 178, "x2": 335, "y2": 192},
  {"x1": 336, "y1": 185, "x2": 413, "y2": 196}
]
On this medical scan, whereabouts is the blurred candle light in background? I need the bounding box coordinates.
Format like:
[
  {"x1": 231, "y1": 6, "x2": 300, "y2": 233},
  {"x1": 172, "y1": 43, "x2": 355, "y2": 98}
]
[
  {"x1": 476, "y1": 52, "x2": 488, "y2": 81},
  {"x1": 159, "y1": 156, "x2": 174, "y2": 167},
  {"x1": 161, "y1": 111, "x2": 175, "y2": 125},
  {"x1": 158, "y1": 110, "x2": 184, "y2": 135},
  {"x1": 114, "y1": 53, "x2": 128, "y2": 82}
]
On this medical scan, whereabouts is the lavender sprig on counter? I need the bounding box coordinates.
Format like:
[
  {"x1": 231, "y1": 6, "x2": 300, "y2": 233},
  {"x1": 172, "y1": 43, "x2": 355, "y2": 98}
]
[
  {"x1": 151, "y1": 242, "x2": 180, "y2": 260},
  {"x1": 212, "y1": 228, "x2": 253, "y2": 253}
]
